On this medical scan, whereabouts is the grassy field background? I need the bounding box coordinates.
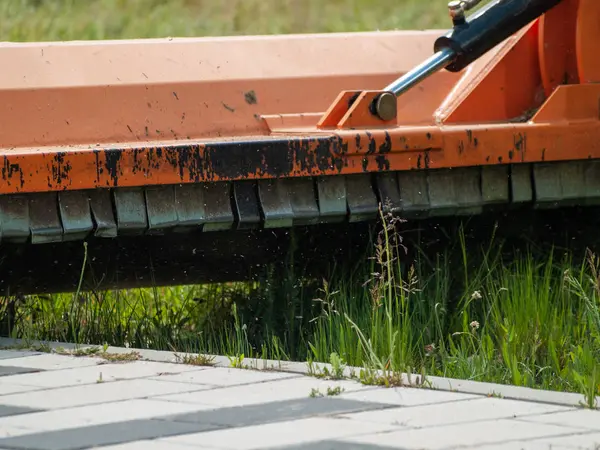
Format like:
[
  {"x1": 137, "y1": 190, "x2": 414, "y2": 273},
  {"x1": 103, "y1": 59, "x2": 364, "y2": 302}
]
[
  {"x1": 1, "y1": 0, "x2": 451, "y2": 41},
  {"x1": 0, "y1": 0, "x2": 599, "y2": 407}
]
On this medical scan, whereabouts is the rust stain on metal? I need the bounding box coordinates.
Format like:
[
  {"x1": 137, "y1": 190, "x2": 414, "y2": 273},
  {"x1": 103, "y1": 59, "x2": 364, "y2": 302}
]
[
  {"x1": 466, "y1": 129, "x2": 473, "y2": 145},
  {"x1": 91, "y1": 137, "x2": 346, "y2": 188},
  {"x1": 244, "y1": 90, "x2": 258, "y2": 105},
  {"x1": 222, "y1": 102, "x2": 235, "y2": 113},
  {"x1": 50, "y1": 152, "x2": 72, "y2": 187},
  {"x1": 355, "y1": 134, "x2": 362, "y2": 151},
  {"x1": 102, "y1": 150, "x2": 123, "y2": 187},
  {"x1": 1, "y1": 100, "x2": 600, "y2": 196},
  {"x1": 375, "y1": 155, "x2": 390, "y2": 171},
  {"x1": 514, "y1": 133, "x2": 527, "y2": 161},
  {"x1": 0, "y1": 134, "x2": 397, "y2": 195},
  {"x1": 399, "y1": 135, "x2": 409, "y2": 150},
  {"x1": 365, "y1": 132, "x2": 376, "y2": 156},
  {"x1": 379, "y1": 132, "x2": 392, "y2": 154},
  {"x1": 2, "y1": 156, "x2": 25, "y2": 189}
]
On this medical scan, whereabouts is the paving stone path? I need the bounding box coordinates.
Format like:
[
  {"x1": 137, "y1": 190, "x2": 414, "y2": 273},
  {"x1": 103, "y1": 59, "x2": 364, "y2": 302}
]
[{"x1": 0, "y1": 348, "x2": 597, "y2": 449}]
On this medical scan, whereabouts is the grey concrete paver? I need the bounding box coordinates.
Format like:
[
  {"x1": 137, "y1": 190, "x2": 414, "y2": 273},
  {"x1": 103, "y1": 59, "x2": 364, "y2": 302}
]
[
  {"x1": 0, "y1": 348, "x2": 594, "y2": 449},
  {"x1": 337, "y1": 385, "x2": 480, "y2": 406},
  {"x1": 162, "y1": 397, "x2": 392, "y2": 428},
  {"x1": 0, "y1": 404, "x2": 44, "y2": 418},
  {"x1": 99, "y1": 442, "x2": 221, "y2": 449},
  {"x1": 528, "y1": 431, "x2": 600, "y2": 448},
  {"x1": 253, "y1": 442, "x2": 408, "y2": 450},
  {"x1": 0, "y1": 418, "x2": 219, "y2": 450},
  {"x1": 0, "y1": 399, "x2": 214, "y2": 431},
  {"x1": 153, "y1": 376, "x2": 370, "y2": 407},
  {"x1": 162, "y1": 417, "x2": 401, "y2": 449},
  {"x1": 0, "y1": 382, "x2": 44, "y2": 396},
  {"x1": 339, "y1": 397, "x2": 573, "y2": 428},
  {"x1": 0, "y1": 378, "x2": 210, "y2": 409},
  {"x1": 4, "y1": 360, "x2": 205, "y2": 388},
  {"x1": 0, "y1": 426, "x2": 41, "y2": 439},
  {"x1": 339, "y1": 418, "x2": 585, "y2": 449},
  {"x1": 0, "y1": 350, "x2": 42, "y2": 360},
  {"x1": 148, "y1": 365, "x2": 299, "y2": 386},
  {"x1": 0, "y1": 353, "x2": 103, "y2": 370},
  {"x1": 519, "y1": 409, "x2": 600, "y2": 431},
  {"x1": 0, "y1": 365, "x2": 42, "y2": 376},
  {"x1": 465, "y1": 443, "x2": 576, "y2": 449}
]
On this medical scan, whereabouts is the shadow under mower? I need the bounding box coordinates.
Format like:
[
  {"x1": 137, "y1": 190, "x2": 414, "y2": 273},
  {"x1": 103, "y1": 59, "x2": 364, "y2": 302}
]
[{"x1": 0, "y1": 0, "x2": 599, "y2": 294}]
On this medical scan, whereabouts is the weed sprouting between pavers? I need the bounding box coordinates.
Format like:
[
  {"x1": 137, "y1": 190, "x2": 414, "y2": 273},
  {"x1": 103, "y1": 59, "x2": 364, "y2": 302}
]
[{"x1": 309, "y1": 386, "x2": 345, "y2": 398}]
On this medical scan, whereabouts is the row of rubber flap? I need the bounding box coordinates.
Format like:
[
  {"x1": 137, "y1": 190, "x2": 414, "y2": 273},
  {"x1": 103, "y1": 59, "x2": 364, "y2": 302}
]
[{"x1": 1, "y1": 160, "x2": 591, "y2": 245}]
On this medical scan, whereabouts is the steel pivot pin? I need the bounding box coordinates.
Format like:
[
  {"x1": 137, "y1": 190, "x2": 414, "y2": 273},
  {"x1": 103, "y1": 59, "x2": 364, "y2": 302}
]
[{"x1": 374, "y1": 92, "x2": 397, "y2": 121}]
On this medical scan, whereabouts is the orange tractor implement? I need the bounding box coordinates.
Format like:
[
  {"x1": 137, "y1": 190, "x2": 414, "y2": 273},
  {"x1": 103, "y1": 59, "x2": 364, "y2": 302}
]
[{"x1": 0, "y1": 0, "x2": 598, "y2": 294}]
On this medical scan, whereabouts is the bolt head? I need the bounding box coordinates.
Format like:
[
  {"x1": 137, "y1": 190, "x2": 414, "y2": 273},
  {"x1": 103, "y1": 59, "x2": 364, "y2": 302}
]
[
  {"x1": 375, "y1": 93, "x2": 397, "y2": 122},
  {"x1": 448, "y1": 0, "x2": 466, "y2": 22}
]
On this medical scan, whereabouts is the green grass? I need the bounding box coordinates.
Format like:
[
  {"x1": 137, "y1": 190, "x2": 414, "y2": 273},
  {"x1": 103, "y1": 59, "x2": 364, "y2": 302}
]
[
  {"x1": 1, "y1": 0, "x2": 452, "y2": 42},
  {"x1": 0, "y1": 0, "x2": 598, "y2": 407}
]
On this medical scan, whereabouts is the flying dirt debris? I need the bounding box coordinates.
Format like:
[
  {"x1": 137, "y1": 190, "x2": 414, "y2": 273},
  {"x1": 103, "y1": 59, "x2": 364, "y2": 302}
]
[{"x1": 0, "y1": 0, "x2": 598, "y2": 294}]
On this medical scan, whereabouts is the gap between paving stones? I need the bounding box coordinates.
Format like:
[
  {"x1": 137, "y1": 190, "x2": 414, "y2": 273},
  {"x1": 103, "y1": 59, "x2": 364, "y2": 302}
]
[{"x1": 1, "y1": 337, "x2": 598, "y2": 411}]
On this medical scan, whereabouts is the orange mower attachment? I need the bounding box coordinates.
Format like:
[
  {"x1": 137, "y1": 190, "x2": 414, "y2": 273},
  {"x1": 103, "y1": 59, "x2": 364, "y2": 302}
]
[{"x1": 0, "y1": 0, "x2": 598, "y2": 293}]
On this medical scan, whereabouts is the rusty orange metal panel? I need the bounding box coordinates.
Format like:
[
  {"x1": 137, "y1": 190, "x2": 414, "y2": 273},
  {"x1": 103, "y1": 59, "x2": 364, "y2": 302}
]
[
  {"x1": 0, "y1": 31, "x2": 459, "y2": 149},
  {"x1": 2, "y1": 2, "x2": 599, "y2": 198},
  {"x1": 437, "y1": 22, "x2": 544, "y2": 125},
  {"x1": 2, "y1": 97, "x2": 600, "y2": 196},
  {"x1": 538, "y1": 0, "x2": 580, "y2": 96},
  {"x1": 576, "y1": 0, "x2": 600, "y2": 84}
]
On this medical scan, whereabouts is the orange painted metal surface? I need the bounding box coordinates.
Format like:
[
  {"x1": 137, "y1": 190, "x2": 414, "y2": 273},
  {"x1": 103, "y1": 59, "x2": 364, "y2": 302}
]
[
  {"x1": 317, "y1": 91, "x2": 397, "y2": 129},
  {"x1": 538, "y1": 0, "x2": 580, "y2": 96},
  {"x1": 0, "y1": 0, "x2": 598, "y2": 196},
  {"x1": 0, "y1": 31, "x2": 450, "y2": 148},
  {"x1": 3, "y1": 100, "x2": 599, "y2": 195},
  {"x1": 434, "y1": 21, "x2": 545, "y2": 124},
  {"x1": 576, "y1": 0, "x2": 600, "y2": 83}
]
